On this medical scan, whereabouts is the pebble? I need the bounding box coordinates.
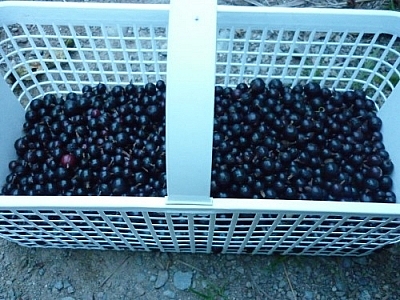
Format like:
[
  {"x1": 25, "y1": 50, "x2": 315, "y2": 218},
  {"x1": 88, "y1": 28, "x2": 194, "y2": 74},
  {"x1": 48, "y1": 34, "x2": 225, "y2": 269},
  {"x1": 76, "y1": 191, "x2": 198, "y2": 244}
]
[
  {"x1": 209, "y1": 273, "x2": 217, "y2": 281},
  {"x1": 173, "y1": 271, "x2": 193, "y2": 290},
  {"x1": 354, "y1": 257, "x2": 368, "y2": 266},
  {"x1": 149, "y1": 275, "x2": 157, "y2": 282},
  {"x1": 54, "y1": 280, "x2": 63, "y2": 291},
  {"x1": 243, "y1": 256, "x2": 252, "y2": 262},
  {"x1": 96, "y1": 292, "x2": 107, "y2": 300},
  {"x1": 17, "y1": 37, "x2": 28, "y2": 44},
  {"x1": 7, "y1": 288, "x2": 15, "y2": 300},
  {"x1": 335, "y1": 279, "x2": 346, "y2": 291},
  {"x1": 226, "y1": 255, "x2": 235, "y2": 260},
  {"x1": 60, "y1": 298, "x2": 75, "y2": 300},
  {"x1": 163, "y1": 290, "x2": 176, "y2": 299},
  {"x1": 287, "y1": 290, "x2": 297, "y2": 299},
  {"x1": 67, "y1": 286, "x2": 75, "y2": 294},
  {"x1": 358, "y1": 277, "x2": 369, "y2": 286},
  {"x1": 359, "y1": 290, "x2": 371, "y2": 300},
  {"x1": 135, "y1": 284, "x2": 146, "y2": 296},
  {"x1": 341, "y1": 258, "x2": 352, "y2": 268},
  {"x1": 303, "y1": 290, "x2": 314, "y2": 300},
  {"x1": 236, "y1": 266, "x2": 245, "y2": 274},
  {"x1": 154, "y1": 270, "x2": 169, "y2": 289},
  {"x1": 38, "y1": 268, "x2": 45, "y2": 276},
  {"x1": 279, "y1": 279, "x2": 286, "y2": 288}
]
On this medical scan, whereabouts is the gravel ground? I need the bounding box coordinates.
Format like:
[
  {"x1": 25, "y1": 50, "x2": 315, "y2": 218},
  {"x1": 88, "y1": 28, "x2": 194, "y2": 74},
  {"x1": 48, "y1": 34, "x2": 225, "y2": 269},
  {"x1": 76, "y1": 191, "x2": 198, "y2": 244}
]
[
  {"x1": 1, "y1": 238, "x2": 400, "y2": 300},
  {"x1": 1, "y1": 0, "x2": 400, "y2": 300}
]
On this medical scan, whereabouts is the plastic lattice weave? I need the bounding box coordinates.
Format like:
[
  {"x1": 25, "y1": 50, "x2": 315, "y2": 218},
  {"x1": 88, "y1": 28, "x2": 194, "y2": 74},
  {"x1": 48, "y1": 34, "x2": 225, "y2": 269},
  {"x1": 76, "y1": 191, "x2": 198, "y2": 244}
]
[{"x1": 1, "y1": 208, "x2": 400, "y2": 255}]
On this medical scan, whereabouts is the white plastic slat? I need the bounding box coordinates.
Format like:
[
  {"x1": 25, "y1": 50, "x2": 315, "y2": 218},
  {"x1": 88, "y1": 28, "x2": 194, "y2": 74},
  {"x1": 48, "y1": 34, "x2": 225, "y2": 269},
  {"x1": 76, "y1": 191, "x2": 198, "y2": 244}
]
[
  {"x1": 0, "y1": 2, "x2": 169, "y2": 26},
  {"x1": 378, "y1": 85, "x2": 400, "y2": 203},
  {"x1": 121, "y1": 212, "x2": 151, "y2": 251},
  {"x1": 238, "y1": 213, "x2": 261, "y2": 254},
  {"x1": 217, "y1": 6, "x2": 400, "y2": 35},
  {"x1": 0, "y1": 76, "x2": 24, "y2": 182},
  {"x1": 165, "y1": 0, "x2": 216, "y2": 204}
]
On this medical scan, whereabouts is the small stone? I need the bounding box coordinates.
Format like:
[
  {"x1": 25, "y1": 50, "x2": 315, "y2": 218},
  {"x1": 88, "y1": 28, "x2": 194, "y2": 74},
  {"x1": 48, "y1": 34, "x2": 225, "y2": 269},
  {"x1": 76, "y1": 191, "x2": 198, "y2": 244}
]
[
  {"x1": 341, "y1": 258, "x2": 352, "y2": 268},
  {"x1": 303, "y1": 290, "x2": 314, "y2": 300},
  {"x1": 6, "y1": 280, "x2": 12, "y2": 285},
  {"x1": 279, "y1": 279, "x2": 286, "y2": 288},
  {"x1": 173, "y1": 271, "x2": 193, "y2": 290},
  {"x1": 287, "y1": 291, "x2": 297, "y2": 299},
  {"x1": 359, "y1": 290, "x2": 371, "y2": 300},
  {"x1": 149, "y1": 275, "x2": 157, "y2": 282},
  {"x1": 96, "y1": 292, "x2": 107, "y2": 300},
  {"x1": 23, "y1": 273, "x2": 32, "y2": 281},
  {"x1": 305, "y1": 266, "x2": 313, "y2": 276},
  {"x1": 60, "y1": 297, "x2": 76, "y2": 300},
  {"x1": 54, "y1": 281, "x2": 63, "y2": 291},
  {"x1": 201, "y1": 280, "x2": 208, "y2": 289},
  {"x1": 245, "y1": 281, "x2": 252, "y2": 288},
  {"x1": 135, "y1": 284, "x2": 146, "y2": 296},
  {"x1": 17, "y1": 37, "x2": 28, "y2": 44},
  {"x1": 226, "y1": 255, "x2": 235, "y2": 260},
  {"x1": 163, "y1": 290, "x2": 176, "y2": 299},
  {"x1": 332, "y1": 286, "x2": 337, "y2": 292},
  {"x1": 335, "y1": 280, "x2": 346, "y2": 291},
  {"x1": 67, "y1": 286, "x2": 75, "y2": 294},
  {"x1": 225, "y1": 261, "x2": 234, "y2": 268},
  {"x1": 358, "y1": 277, "x2": 368, "y2": 286},
  {"x1": 236, "y1": 266, "x2": 245, "y2": 274},
  {"x1": 155, "y1": 270, "x2": 169, "y2": 289},
  {"x1": 354, "y1": 257, "x2": 368, "y2": 266},
  {"x1": 7, "y1": 288, "x2": 15, "y2": 299},
  {"x1": 38, "y1": 269, "x2": 45, "y2": 276},
  {"x1": 387, "y1": 244, "x2": 400, "y2": 255}
]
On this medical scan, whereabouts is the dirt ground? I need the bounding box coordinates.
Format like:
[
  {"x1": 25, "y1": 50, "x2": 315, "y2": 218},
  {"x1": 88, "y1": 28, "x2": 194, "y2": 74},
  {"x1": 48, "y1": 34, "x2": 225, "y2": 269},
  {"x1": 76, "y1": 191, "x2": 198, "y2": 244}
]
[{"x1": 2, "y1": 236, "x2": 400, "y2": 300}]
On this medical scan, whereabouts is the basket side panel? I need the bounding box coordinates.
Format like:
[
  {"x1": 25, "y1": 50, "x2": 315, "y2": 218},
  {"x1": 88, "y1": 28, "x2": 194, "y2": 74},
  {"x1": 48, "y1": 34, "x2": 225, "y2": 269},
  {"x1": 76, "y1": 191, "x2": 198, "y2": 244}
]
[
  {"x1": 0, "y1": 8, "x2": 169, "y2": 107},
  {"x1": 216, "y1": 14, "x2": 400, "y2": 107},
  {"x1": 1, "y1": 207, "x2": 400, "y2": 256}
]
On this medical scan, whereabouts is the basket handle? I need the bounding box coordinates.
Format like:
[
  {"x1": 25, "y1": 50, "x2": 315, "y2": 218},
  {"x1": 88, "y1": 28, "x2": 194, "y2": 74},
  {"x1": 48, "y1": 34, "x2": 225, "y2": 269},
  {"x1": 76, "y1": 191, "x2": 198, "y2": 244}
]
[{"x1": 165, "y1": 0, "x2": 217, "y2": 205}]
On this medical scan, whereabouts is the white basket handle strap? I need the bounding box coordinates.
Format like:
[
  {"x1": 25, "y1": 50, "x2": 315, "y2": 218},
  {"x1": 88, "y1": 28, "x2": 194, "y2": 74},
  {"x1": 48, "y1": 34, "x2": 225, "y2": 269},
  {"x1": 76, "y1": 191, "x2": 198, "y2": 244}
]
[{"x1": 165, "y1": 0, "x2": 216, "y2": 205}]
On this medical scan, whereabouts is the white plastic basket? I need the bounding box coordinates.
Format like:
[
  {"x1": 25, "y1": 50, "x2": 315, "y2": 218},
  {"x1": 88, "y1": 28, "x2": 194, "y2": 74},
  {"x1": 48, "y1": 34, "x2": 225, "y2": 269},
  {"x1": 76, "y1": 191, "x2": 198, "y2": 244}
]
[{"x1": 1, "y1": 1, "x2": 400, "y2": 256}]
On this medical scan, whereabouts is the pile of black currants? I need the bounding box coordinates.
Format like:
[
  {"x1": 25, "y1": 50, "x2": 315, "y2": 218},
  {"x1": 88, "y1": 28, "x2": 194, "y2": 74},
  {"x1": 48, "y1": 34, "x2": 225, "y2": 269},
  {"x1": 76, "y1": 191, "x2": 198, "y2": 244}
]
[
  {"x1": 1, "y1": 78, "x2": 396, "y2": 203},
  {"x1": 211, "y1": 78, "x2": 396, "y2": 203},
  {"x1": 2, "y1": 81, "x2": 167, "y2": 196}
]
